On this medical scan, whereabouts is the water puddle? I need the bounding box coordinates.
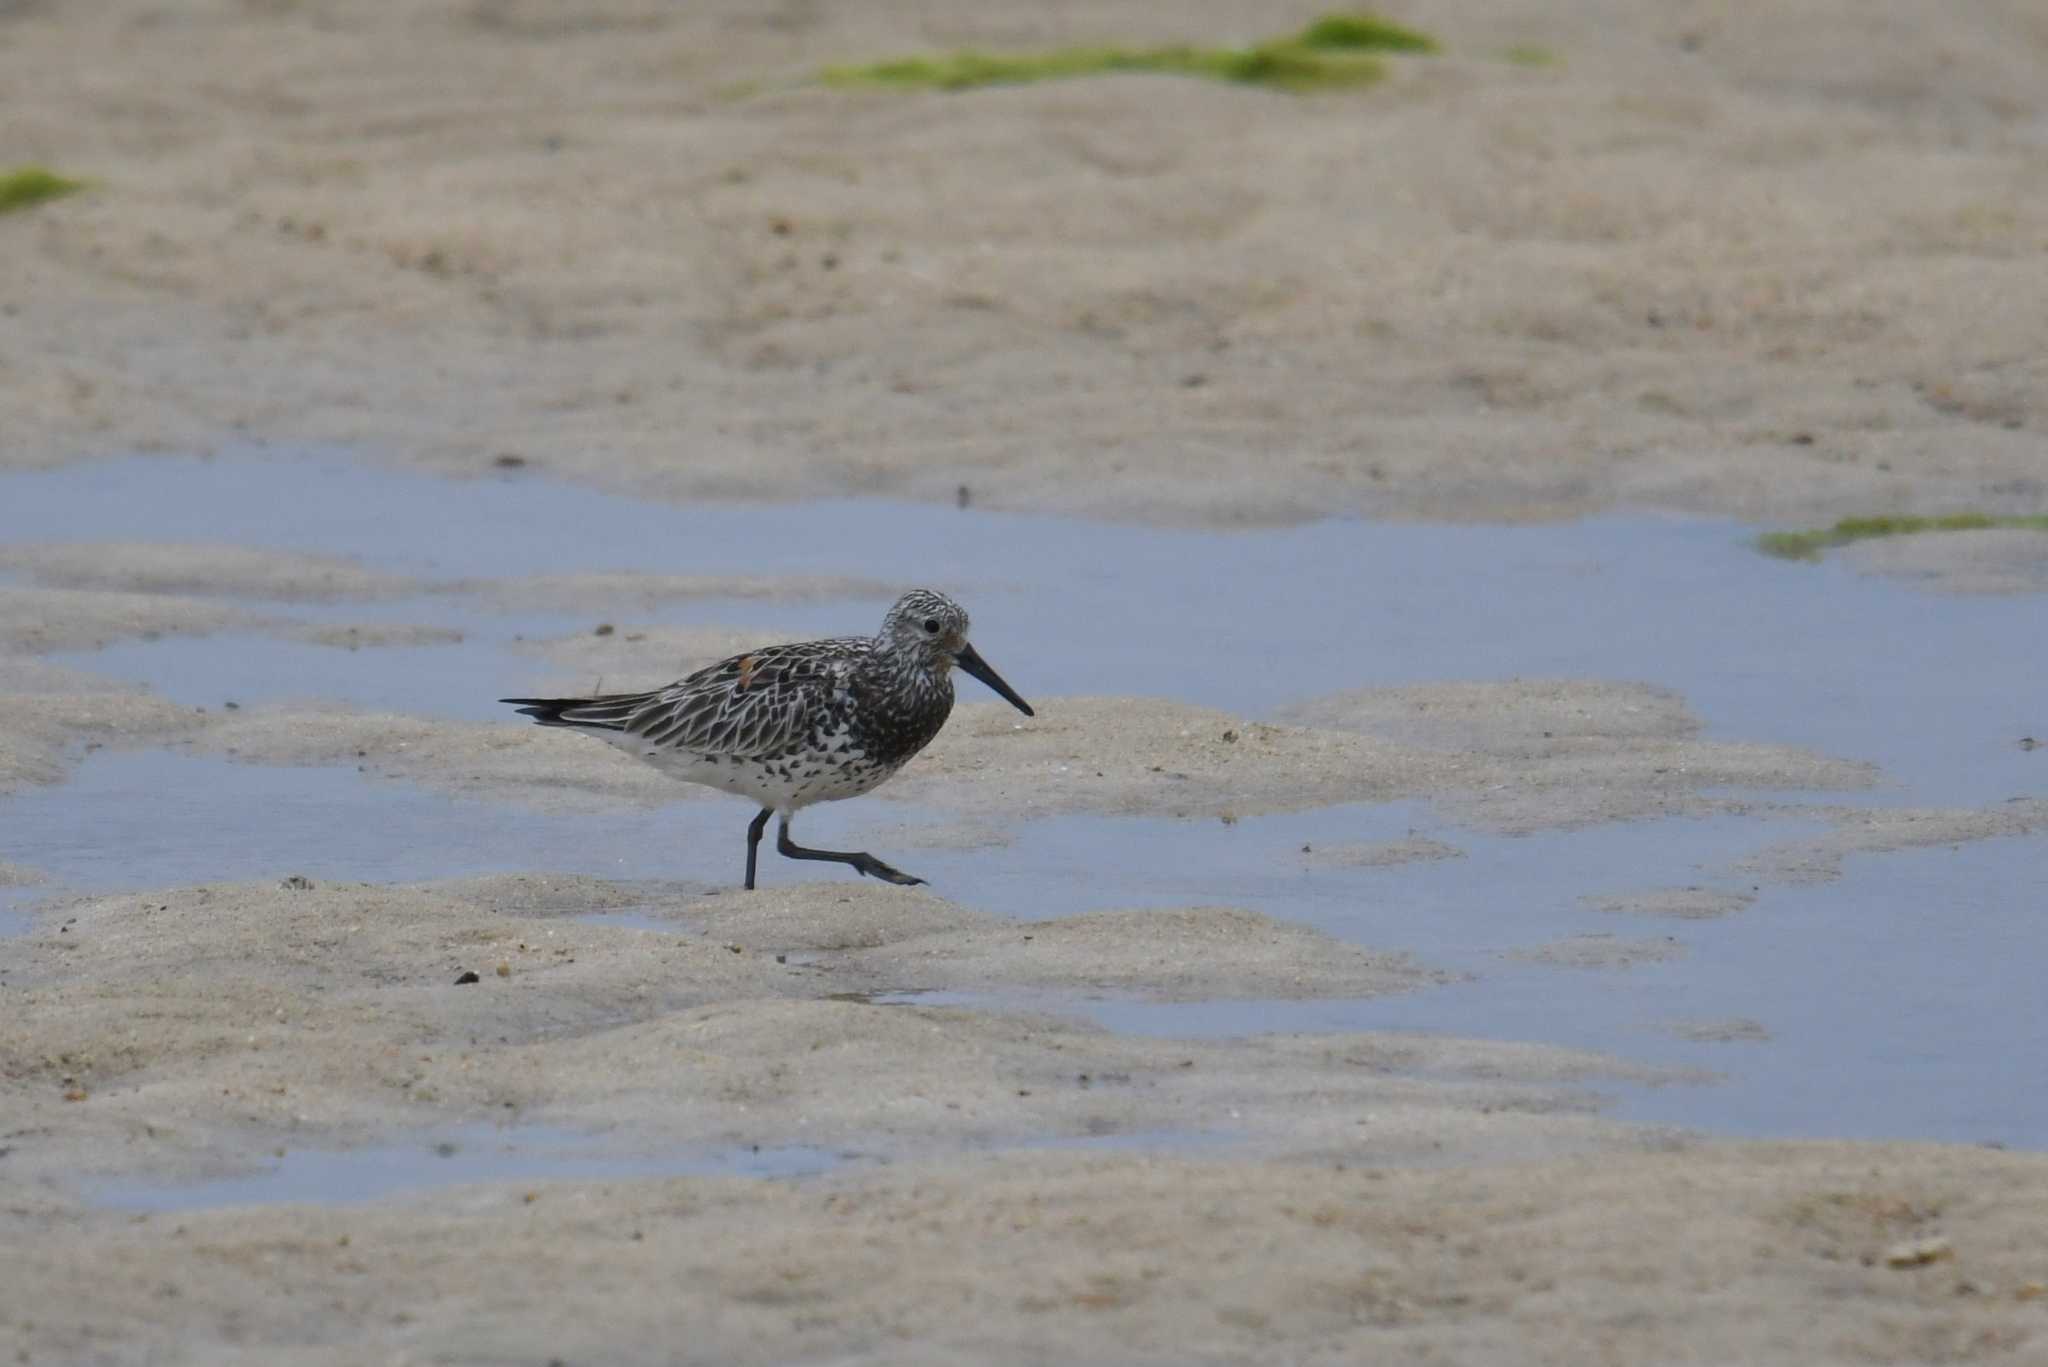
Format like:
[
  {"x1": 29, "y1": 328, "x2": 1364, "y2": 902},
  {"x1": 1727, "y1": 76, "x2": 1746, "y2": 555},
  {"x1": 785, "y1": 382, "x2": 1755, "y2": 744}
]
[
  {"x1": 49, "y1": 632, "x2": 532, "y2": 722},
  {"x1": 0, "y1": 453, "x2": 2041, "y2": 803},
  {"x1": 884, "y1": 829, "x2": 2048, "y2": 1148},
  {"x1": 0, "y1": 886, "x2": 41, "y2": 939},
  {"x1": 0, "y1": 750, "x2": 715, "y2": 897},
  {"x1": 3, "y1": 450, "x2": 2045, "y2": 1155},
  {"x1": 12, "y1": 751, "x2": 2038, "y2": 1145},
  {"x1": 92, "y1": 1126, "x2": 847, "y2": 1212},
  {"x1": 899, "y1": 803, "x2": 1789, "y2": 944}
]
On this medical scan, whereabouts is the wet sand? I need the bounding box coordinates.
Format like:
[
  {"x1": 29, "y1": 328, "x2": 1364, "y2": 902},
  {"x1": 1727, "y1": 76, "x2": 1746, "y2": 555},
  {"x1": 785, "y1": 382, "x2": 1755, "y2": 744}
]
[
  {"x1": 17, "y1": 1141, "x2": 2048, "y2": 1367},
  {"x1": 5, "y1": 1, "x2": 2048, "y2": 1362},
  {"x1": 1736, "y1": 802, "x2": 2048, "y2": 885},
  {"x1": 8, "y1": 642, "x2": 2046, "y2": 1359}
]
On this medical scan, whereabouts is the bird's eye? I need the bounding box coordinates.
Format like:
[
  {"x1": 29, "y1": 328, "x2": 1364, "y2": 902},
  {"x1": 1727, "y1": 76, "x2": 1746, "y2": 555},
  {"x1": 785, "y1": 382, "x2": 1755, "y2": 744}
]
[{"x1": 922, "y1": 618, "x2": 941, "y2": 633}]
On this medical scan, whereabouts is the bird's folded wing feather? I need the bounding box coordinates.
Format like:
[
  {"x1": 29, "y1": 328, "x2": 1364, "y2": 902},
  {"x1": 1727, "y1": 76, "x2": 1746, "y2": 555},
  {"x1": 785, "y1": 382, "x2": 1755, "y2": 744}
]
[{"x1": 618, "y1": 639, "x2": 863, "y2": 757}]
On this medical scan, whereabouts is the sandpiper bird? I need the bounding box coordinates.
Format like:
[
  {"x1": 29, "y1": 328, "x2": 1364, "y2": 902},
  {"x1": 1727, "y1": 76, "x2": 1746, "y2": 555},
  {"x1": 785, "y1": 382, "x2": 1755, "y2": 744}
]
[{"x1": 502, "y1": 589, "x2": 1033, "y2": 890}]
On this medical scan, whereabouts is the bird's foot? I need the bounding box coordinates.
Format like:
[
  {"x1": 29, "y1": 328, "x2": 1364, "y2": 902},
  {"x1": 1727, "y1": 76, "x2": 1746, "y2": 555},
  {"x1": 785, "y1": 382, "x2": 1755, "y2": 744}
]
[{"x1": 853, "y1": 855, "x2": 925, "y2": 887}]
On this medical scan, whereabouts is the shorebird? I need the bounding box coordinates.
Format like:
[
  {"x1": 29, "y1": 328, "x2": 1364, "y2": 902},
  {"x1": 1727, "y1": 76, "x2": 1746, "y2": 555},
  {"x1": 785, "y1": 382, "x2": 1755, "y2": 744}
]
[{"x1": 502, "y1": 589, "x2": 1033, "y2": 890}]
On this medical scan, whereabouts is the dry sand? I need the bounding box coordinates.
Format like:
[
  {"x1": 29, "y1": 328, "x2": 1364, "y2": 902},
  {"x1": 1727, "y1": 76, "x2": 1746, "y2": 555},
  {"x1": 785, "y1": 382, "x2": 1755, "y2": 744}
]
[
  {"x1": 7, "y1": 1, "x2": 2048, "y2": 530},
  {"x1": 5, "y1": 1, "x2": 2048, "y2": 1361},
  {"x1": 5, "y1": 1143, "x2": 2047, "y2": 1366}
]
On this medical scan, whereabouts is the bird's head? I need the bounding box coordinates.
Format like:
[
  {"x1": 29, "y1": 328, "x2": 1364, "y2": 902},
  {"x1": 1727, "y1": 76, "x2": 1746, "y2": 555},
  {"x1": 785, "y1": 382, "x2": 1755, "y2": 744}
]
[{"x1": 877, "y1": 589, "x2": 1033, "y2": 716}]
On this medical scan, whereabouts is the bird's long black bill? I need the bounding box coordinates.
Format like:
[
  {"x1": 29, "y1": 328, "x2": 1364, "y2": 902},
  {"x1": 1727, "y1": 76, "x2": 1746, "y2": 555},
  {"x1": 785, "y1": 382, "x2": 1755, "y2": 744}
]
[{"x1": 955, "y1": 642, "x2": 1034, "y2": 716}]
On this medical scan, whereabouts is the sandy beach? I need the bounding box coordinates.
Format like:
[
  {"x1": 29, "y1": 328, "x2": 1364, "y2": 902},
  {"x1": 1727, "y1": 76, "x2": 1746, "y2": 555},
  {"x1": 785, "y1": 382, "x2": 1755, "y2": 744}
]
[
  {"x1": 10, "y1": 0, "x2": 2048, "y2": 526},
  {"x1": 4, "y1": 2, "x2": 2048, "y2": 1363}
]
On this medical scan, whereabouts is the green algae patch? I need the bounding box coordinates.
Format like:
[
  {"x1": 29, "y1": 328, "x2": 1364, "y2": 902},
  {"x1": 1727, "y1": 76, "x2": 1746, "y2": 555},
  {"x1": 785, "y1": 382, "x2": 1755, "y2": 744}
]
[
  {"x1": 1201, "y1": 42, "x2": 1388, "y2": 92},
  {"x1": 822, "y1": 12, "x2": 1437, "y2": 94},
  {"x1": 0, "y1": 166, "x2": 86, "y2": 215},
  {"x1": 1297, "y1": 13, "x2": 1438, "y2": 55},
  {"x1": 822, "y1": 43, "x2": 1385, "y2": 95},
  {"x1": 1758, "y1": 514, "x2": 2048, "y2": 561}
]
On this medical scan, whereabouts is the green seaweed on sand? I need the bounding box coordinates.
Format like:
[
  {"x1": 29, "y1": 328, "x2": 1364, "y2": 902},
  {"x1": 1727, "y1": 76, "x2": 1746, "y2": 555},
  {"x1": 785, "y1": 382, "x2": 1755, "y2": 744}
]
[
  {"x1": 1296, "y1": 13, "x2": 1438, "y2": 54},
  {"x1": 1758, "y1": 514, "x2": 2048, "y2": 561},
  {"x1": 821, "y1": 11, "x2": 1438, "y2": 94},
  {"x1": 0, "y1": 166, "x2": 86, "y2": 215}
]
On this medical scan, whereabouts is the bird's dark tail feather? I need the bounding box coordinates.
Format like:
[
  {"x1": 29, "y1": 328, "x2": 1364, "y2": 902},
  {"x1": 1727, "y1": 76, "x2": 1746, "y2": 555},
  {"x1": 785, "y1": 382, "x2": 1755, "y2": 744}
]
[{"x1": 499, "y1": 695, "x2": 640, "y2": 732}]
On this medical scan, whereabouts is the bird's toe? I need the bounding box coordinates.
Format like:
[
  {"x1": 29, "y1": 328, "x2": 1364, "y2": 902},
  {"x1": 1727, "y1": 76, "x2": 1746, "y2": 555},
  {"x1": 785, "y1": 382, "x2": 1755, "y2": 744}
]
[{"x1": 860, "y1": 858, "x2": 925, "y2": 887}]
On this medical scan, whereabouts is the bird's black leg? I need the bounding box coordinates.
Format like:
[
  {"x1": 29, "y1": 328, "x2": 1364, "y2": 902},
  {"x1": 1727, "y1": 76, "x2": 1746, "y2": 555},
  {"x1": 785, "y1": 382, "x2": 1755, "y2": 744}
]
[
  {"x1": 776, "y1": 816, "x2": 924, "y2": 887},
  {"x1": 744, "y1": 807, "x2": 773, "y2": 890}
]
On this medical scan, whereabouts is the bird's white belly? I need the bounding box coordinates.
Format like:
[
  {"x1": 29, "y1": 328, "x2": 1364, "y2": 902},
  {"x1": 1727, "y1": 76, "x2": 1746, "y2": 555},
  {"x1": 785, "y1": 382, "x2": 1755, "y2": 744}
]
[{"x1": 616, "y1": 735, "x2": 896, "y2": 811}]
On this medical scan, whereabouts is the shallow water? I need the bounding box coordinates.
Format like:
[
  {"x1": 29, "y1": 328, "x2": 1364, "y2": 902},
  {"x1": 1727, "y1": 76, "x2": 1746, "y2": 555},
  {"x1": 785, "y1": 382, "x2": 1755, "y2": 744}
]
[
  {"x1": 51, "y1": 632, "x2": 533, "y2": 722},
  {"x1": 10, "y1": 748, "x2": 2043, "y2": 1148},
  {"x1": 0, "y1": 886, "x2": 40, "y2": 939},
  {"x1": 1031, "y1": 835, "x2": 2048, "y2": 1149},
  {"x1": 2, "y1": 451, "x2": 2042, "y2": 803},
  {"x1": 3, "y1": 450, "x2": 2045, "y2": 1174},
  {"x1": 1, "y1": 750, "x2": 710, "y2": 893},
  {"x1": 894, "y1": 811, "x2": 2048, "y2": 1147}
]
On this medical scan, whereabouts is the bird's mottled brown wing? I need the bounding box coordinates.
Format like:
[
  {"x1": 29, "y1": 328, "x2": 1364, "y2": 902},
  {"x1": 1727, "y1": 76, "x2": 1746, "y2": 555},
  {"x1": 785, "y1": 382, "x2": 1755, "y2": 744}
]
[{"x1": 614, "y1": 637, "x2": 866, "y2": 758}]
